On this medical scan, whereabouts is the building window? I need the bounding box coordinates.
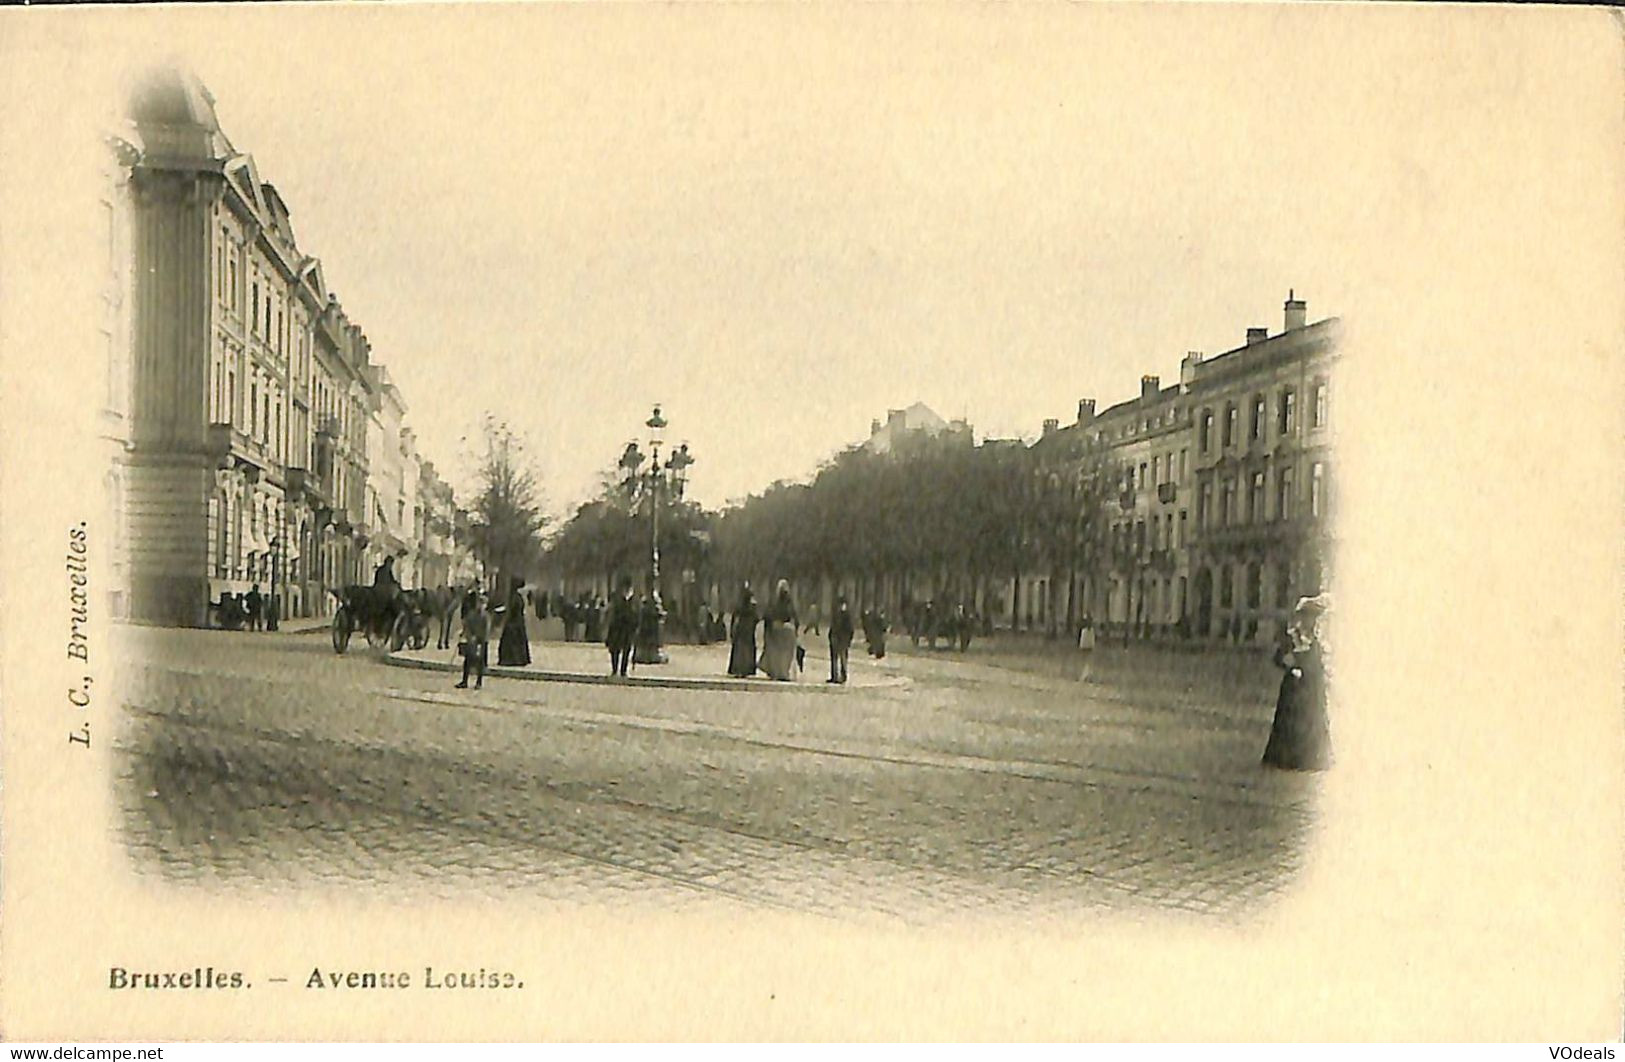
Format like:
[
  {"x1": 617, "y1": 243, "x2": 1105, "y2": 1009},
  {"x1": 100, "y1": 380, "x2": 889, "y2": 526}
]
[
  {"x1": 1247, "y1": 563, "x2": 1262, "y2": 610},
  {"x1": 1279, "y1": 388, "x2": 1297, "y2": 436},
  {"x1": 1200, "y1": 410, "x2": 1213, "y2": 452},
  {"x1": 1221, "y1": 478, "x2": 1236, "y2": 526},
  {"x1": 1310, "y1": 462, "x2": 1325, "y2": 517},
  {"x1": 1151, "y1": 456, "x2": 1160, "y2": 485},
  {"x1": 1138, "y1": 462, "x2": 1147, "y2": 489},
  {"x1": 1219, "y1": 565, "x2": 1234, "y2": 609},
  {"x1": 250, "y1": 378, "x2": 259, "y2": 438},
  {"x1": 1199, "y1": 482, "x2": 1213, "y2": 528},
  {"x1": 1223, "y1": 404, "x2": 1237, "y2": 448},
  {"x1": 1250, "y1": 470, "x2": 1266, "y2": 523},
  {"x1": 1313, "y1": 381, "x2": 1328, "y2": 428},
  {"x1": 1278, "y1": 466, "x2": 1296, "y2": 520},
  {"x1": 1251, "y1": 395, "x2": 1265, "y2": 441},
  {"x1": 251, "y1": 282, "x2": 259, "y2": 332},
  {"x1": 1276, "y1": 562, "x2": 1293, "y2": 609},
  {"x1": 1177, "y1": 510, "x2": 1187, "y2": 547},
  {"x1": 1178, "y1": 449, "x2": 1188, "y2": 479}
]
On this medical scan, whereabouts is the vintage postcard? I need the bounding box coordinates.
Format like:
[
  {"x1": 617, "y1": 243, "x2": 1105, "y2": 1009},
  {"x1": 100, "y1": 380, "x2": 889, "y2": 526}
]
[{"x1": 1, "y1": 2, "x2": 1621, "y2": 1043}]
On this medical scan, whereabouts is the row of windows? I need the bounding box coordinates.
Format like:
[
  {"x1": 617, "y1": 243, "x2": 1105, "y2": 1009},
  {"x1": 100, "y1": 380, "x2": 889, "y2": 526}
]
[
  {"x1": 1113, "y1": 509, "x2": 1189, "y2": 556},
  {"x1": 1215, "y1": 561, "x2": 1297, "y2": 612},
  {"x1": 1198, "y1": 381, "x2": 1329, "y2": 454},
  {"x1": 1129, "y1": 449, "x2": 1191, "y2": 492},
  {"x1": 216, "y1": 223, "x2": 316, "y2": 369},
  {"x1": 1196, "y1": 462, "x2": 1328, "y2": 528}
]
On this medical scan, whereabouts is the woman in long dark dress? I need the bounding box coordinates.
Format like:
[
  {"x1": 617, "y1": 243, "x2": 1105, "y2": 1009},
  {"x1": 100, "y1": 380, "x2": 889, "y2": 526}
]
[
  {"x1": 1262, "y1": 599, "x2": 1331, "y2": 770},
  {"x1": 496, "y1": 578, "x2": 532, "y2": 667},
  {"x1": 727, "y1": 584, "x2": 758, "y2": 677}
]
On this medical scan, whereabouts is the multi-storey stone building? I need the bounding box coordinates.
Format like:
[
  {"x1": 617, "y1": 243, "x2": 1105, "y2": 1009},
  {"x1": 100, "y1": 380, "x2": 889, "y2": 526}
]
[
  {"x1": 1182, "y1": 294, "x2": 1339, "y2": 642},
  {"x1": 117, "y1": 69, "x2": 450, "y2": 626},
  {"x1": 1015, "y1": 292, "x2": 1339, "y2": 642}
]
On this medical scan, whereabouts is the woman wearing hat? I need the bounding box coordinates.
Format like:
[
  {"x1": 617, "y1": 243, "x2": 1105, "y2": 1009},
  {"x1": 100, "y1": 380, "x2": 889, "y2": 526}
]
[{"x1": 1262, "y1": 594, "x2": 1332, "y2": 770}]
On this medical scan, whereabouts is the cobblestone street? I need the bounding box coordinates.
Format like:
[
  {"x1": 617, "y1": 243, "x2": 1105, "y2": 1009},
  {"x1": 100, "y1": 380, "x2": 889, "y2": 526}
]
[{"x1": 114, "y1": 626, "x2": 1321, "y2": 924}]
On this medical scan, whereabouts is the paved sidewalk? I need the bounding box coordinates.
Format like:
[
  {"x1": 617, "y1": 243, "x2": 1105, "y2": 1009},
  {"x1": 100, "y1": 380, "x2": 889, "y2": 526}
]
[{"x1": 390, "y1": 638, "x2": 907, "y2": 693}]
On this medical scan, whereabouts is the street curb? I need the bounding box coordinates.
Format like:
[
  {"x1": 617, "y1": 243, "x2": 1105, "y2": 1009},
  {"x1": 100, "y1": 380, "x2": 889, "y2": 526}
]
[{"x1": 384, "y1": 651, "x2": 911, "y2": 694}]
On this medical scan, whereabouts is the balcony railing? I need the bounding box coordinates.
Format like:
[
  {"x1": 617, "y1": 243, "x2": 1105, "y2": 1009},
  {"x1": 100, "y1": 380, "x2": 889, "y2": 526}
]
[{"x1": 1157, "y1": 482, "x2": 1176, "y2": 504}]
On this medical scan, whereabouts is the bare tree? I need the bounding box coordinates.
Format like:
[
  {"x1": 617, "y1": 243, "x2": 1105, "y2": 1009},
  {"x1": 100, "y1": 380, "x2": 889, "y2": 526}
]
[{"x1": 464, "y1": 414, "x2": 546, "y2": 592}]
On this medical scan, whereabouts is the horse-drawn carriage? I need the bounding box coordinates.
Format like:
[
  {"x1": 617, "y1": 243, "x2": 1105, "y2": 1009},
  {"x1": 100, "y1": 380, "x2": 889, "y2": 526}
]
[{"x1": 330, "y1": 585, "x2": 434, "y2": 654}]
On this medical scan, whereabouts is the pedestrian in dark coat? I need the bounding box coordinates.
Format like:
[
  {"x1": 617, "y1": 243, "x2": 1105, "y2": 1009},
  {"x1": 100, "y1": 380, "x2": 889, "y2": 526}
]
[
  {"x1": 456, "y1": 593, "x2": 490, "y2": 689},
  {"x1": 605, "y1": 577, "x2": 638, "y2": 676},
  {"x1": 244, "y1": 584, "x2": 263, "y2": 632},
  {"x1": 727, "y1": 584, "x2": 759, "y2": 678},
  {"x1": 828, "y1": 596, "x2": 855, "y2": 684}
]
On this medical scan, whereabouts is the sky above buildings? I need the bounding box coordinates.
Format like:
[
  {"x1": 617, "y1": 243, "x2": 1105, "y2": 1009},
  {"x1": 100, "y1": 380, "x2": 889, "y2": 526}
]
[{"x1": 67, "y1": 5, "x2": 1601, "y2": 520}]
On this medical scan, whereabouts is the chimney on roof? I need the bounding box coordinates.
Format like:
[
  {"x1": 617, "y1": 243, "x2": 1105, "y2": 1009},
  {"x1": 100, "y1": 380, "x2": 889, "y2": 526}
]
[
  {"x1": 1180, "y1": 351, "x2": 1204, "y2": 387},
  {"x1": 1140, "y1": 375, "x2": 1160, "y2": 400},
  {"x1": 887, "y1": 409, "x2": 905, "y2": 430},
  {"x1": 1042, "y1": 418, "x2": 1060, "y2": 437},
  {"x1": 1246, "y1": 327, "x2": 1269, "y2": 345},
  {"x1": 870, "y1": 418, "x2": 881, "y2": 436},
  {"x1": 1284, "y1": 289, "x2": 1307, "y2": 332},
  {"x1": 1077, "y1": 398, "x2": 1096, "y2": 423}
]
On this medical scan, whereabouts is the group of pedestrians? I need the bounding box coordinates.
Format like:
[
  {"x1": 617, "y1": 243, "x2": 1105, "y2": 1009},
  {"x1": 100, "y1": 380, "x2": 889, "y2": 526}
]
[
  {"x1": 722, "y1": 580, "x2": 867, "y2": 684},
  {"x1": 213, "y1": 584, "x2": 278, "y2": 631},
  {"x1": 901, "y1": 598, "x2": 979, "y2": 652}
]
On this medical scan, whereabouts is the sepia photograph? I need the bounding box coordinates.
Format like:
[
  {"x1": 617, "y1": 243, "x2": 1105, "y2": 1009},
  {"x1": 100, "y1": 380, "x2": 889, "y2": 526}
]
[{"x1": 2, "y1": 1, "x2": 1621, "y2": 1043}]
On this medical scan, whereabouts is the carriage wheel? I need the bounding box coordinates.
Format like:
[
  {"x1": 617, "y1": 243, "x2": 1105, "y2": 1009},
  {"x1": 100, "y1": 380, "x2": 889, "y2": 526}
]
[
  {"x1": 390, "y1": 612, "x2": 412, "y2": 653},
  {"x1": 332, "y1": 607, "x2": 353, "y2": 654}
]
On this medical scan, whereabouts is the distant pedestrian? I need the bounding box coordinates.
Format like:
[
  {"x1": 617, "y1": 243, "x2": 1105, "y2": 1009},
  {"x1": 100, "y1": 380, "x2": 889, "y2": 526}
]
[
  {"x1": 635, "y1": 592, "x2": 666, "y2": 663},
  {"x1": 828, "y1": 596, "x2": 854, "y2": 684},
  {"x1": 804, "y1": 600, "x2": 821, "y2": 638},
  {"x1": 606, "y1": 576, "x2": 637, "y2": 677},
  {"x1": 584, "y1": 595, "x2": 603, "y2": 643},
  {"x1": 244, "y1": 584, "x2": 263, "y2": 632},
  {"x1": 497, "y1": 577, "x2": 532, "y2": 667},
  {"x1": 1076, "y1": 615, "x2": 1096, "y2": 682},
  {"x1": 456, "y1": 592, "x2": 490, "y2": 690},
  {"x1": 727, "y1": 583, "x2": 759, "y2": 678},
  {"x1": 867, "y1": 606, "x2": 889, "y2": 659},
  {"x1": 435, "y1": 585, "x2": 455, "y2": 650},
  {"x1": 955, "y1": 604, "x2": 973, "y2": 652},
  {"x1": 760, "y1": 580, "x2": 799, "y2": 681}
]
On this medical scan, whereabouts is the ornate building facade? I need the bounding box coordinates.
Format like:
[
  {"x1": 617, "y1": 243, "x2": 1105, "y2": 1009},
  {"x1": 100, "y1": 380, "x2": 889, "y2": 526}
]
[{"x1": 117, "y1": 69, "x2": 454, "y2": 626}]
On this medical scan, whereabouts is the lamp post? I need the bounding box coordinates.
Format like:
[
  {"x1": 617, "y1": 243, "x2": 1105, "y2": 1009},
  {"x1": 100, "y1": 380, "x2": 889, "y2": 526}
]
[{"x1": 623, "y1": 405, "x2": 694, "y2": 664}]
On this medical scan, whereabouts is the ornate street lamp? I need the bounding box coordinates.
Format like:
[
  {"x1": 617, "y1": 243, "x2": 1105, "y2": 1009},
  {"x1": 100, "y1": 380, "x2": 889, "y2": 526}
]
[{"x1": 623, "y1": 405, "x2": 695, "y2": 664}]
